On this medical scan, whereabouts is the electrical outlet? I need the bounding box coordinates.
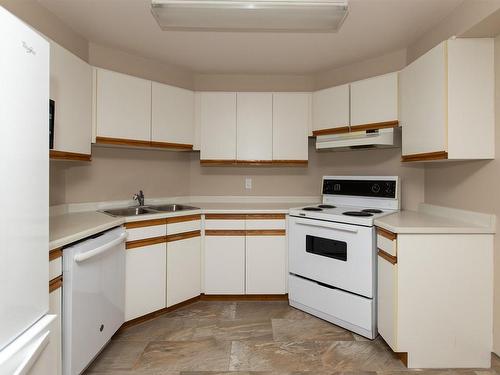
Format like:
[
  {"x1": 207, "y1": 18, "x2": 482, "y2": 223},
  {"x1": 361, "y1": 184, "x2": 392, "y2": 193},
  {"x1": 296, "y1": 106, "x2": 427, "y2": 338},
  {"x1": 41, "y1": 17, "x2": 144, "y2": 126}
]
[{"x1": 245, "y1": 177, "x2": 252, "y2": 190}]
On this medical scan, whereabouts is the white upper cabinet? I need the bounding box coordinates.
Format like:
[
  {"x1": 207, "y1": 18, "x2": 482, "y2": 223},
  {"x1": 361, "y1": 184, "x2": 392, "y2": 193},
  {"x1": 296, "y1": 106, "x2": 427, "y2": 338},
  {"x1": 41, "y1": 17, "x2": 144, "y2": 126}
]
[
  {"x1": 400, "y1": 38, "x2": 494, "y2": 161},
  {"x1": 350, "y1": 72, "x2": 398, "y2": 129},
  {"x1": 200, "y1": 92, "x2": 237, "y2": 160},
  {"x1": 95, "y1": 68, "x2": 151, "y2": 142},
  {"x1": 237, "y1": 92, "x2": 273, "y2": 161},
  {"x1": 272, "y1": 92, "x2": 310, "y2": 161},
  {"x1": 312, "y1": 84, "x2": 350, "y2": 134},
  {"x1": 50, "y1": 42, "x2": 92, "y2": 155},
  {"x1": 151, "y1": 82, "x2": 194, "y2": 147}
]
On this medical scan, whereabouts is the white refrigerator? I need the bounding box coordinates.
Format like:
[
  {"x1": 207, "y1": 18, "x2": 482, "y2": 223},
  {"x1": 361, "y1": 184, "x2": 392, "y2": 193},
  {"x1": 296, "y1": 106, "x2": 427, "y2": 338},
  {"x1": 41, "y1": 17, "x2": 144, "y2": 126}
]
[{"x1": 0, "y1": 6, "x2": 57, "y2": 374}]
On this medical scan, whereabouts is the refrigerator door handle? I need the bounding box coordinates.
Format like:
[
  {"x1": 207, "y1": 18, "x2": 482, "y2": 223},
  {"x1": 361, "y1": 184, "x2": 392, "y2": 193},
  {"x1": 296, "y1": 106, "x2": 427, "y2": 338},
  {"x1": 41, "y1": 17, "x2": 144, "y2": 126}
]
[
  {"x1": 74, "y1": 232, "x2": 128, "y2": 263},
  {"x1": 13, "y1": 331, "x2": 50, "y2": 375}
]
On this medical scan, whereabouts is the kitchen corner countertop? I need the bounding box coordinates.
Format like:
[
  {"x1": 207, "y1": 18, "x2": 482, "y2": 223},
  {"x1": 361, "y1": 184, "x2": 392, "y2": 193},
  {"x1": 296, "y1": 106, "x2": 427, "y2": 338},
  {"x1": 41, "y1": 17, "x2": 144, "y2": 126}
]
[
  {"x1": 375, "y1": 204, "x2": 496, "y2": 234},
  {"x1": 49, "y1": 211, "x2": 124, "y2": 251}
]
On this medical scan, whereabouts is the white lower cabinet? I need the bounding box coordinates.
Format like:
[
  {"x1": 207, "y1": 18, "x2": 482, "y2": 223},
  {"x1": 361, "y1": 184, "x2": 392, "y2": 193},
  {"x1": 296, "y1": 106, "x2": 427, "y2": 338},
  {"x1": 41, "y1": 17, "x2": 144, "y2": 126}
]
[
  {"x1": 125, "y1": 243, "x2": 166, "y2": 321},
  {"x1": 204, "y1": 235, "x2": 246, "y2": 294},
  {"x1": 376, "y1": 227, "x2": 493, "y2": 368},
  {"x1": 48, "y1": 285, "x2": 62, "y2": 375},
  {"x1": 166, "y1": 236, "x2": 201, "y2": 307},
  {"x1": 245, "y1": 235, "x2": 286, "y2": 294},
  {"x1": 377, "y1": 253, "x2": 398, "y2": 351}
]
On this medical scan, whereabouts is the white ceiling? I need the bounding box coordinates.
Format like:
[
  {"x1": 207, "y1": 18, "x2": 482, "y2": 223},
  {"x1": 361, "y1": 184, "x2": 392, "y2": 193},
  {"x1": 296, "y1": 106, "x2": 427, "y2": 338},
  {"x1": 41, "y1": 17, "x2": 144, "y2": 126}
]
[{"x1": 37, "y1": 0, "x2": 464, "y2": 74}]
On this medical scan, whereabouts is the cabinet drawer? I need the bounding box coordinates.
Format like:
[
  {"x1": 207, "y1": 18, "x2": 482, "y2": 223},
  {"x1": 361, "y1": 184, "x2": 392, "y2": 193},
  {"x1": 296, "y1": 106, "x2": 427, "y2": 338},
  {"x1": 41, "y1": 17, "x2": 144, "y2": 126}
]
[
  {"x1": 205, "y1": 214, "x2": 246, "y2": 230},
  {"x1": 245, "y1": 218, "x2": 286, "y2": 230},
  {"x1": 126, "y1": 222, "x2": 166, "y2": 241},
  {"x1": 377, "y1": 250, "x2": 399, "y2": 351},
  {"x1": 166, "y1": 215, "x2": 201, "y2": 235},
  {"x1": 49, "y1": 249, "x2": 62, "y2": 280},
  {"x1": 377, "y1": 227, "x2": 397, "y2": 257}
]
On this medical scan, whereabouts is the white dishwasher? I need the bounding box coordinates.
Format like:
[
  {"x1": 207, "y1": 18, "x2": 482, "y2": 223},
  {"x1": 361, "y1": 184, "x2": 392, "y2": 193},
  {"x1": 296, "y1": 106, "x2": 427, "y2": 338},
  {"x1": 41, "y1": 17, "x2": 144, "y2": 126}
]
[{"x1": 63, "y1": 226, "x2": 127, "y2": 375}]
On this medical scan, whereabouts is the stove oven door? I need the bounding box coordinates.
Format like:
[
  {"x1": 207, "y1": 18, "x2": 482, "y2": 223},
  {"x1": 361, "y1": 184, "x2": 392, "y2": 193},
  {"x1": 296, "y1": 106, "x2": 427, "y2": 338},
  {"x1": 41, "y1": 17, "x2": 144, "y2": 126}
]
[{"x1": 288, "y1": 215, "x2": 375, "y2": 298}]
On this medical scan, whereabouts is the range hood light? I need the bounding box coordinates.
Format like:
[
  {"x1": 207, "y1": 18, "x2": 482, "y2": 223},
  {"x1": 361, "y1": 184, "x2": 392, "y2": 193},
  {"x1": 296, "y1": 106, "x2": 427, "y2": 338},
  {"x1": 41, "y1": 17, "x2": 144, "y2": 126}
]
[{"x1": 151, "y1": 0, "x2": 349, "y2": 32}]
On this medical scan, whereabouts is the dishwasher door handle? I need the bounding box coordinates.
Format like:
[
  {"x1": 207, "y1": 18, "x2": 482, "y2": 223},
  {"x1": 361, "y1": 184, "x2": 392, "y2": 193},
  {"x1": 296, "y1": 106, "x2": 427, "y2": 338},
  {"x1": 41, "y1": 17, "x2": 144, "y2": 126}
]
[{"x1": 74, "y1": 231, "x2": 128, "y2": 263}]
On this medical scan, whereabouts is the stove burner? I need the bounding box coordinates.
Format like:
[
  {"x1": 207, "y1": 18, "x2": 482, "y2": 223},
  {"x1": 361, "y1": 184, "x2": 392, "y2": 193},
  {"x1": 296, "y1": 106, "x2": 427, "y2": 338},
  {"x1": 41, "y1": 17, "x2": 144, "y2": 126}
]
[
  {"x1": 303, "y1": 207, "x2": 323, "y2": 211},
  {"x1": 342, "y1": 211, "x2": 374, "y2": 217},
  {"x1": 318, "y1": 204, "x2": 336, "y2": 209},
  {"x1": 362, "y1": 209, "x2": 383, "y2": 214}
]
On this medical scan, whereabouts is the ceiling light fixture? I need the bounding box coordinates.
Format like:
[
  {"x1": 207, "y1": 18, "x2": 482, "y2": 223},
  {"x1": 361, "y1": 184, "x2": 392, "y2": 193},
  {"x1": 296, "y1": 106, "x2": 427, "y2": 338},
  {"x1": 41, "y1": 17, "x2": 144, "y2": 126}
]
[{"x1": 151, "y1": 0, "x2": 349, "y2": 32}]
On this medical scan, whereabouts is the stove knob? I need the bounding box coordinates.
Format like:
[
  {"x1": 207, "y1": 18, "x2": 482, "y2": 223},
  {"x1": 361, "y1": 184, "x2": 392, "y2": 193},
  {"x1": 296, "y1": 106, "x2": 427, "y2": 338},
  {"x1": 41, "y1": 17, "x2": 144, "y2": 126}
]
[{"x1": 371, "y1": 184, "x2": 380, "y2": 193}]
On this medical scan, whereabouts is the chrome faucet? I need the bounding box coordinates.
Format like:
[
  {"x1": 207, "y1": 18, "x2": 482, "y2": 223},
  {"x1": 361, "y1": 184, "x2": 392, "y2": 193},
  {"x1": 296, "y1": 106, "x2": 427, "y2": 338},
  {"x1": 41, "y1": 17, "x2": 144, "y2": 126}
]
[{"x1": 132, "y1": 190, "x2": 145, "y2": 207}]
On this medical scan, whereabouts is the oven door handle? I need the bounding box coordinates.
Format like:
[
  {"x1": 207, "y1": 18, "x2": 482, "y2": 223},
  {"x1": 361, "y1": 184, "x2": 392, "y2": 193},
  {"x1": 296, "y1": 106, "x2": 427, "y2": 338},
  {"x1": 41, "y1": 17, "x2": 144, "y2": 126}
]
[{"x1": 295, "y1": 218, "x2": 358, "y2": 233}]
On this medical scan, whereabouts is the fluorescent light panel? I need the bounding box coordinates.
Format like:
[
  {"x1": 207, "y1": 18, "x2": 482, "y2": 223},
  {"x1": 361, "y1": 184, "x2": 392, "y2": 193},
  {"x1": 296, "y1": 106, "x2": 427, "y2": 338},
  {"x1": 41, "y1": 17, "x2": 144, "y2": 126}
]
[{"x1": 151, "y1": 0, "x2": 349, "y2": 32}]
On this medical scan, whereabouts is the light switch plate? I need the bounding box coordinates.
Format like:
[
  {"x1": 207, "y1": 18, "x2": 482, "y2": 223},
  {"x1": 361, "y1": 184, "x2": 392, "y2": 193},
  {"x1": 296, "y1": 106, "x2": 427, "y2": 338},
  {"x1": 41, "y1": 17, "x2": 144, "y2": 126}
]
[{"x1": 245, "y1": 177, "x2": 252, "y2": 190}]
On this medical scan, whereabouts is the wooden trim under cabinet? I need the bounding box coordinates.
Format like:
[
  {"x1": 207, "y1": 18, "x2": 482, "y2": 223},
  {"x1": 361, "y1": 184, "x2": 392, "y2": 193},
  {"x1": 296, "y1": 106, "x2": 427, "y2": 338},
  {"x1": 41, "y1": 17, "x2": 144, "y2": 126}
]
[
  {"x1": 246, "y1": 229, "x2": 286, "y2": 236},
  {"x1": 150, "y1": 141, "x2": 193, "y2": 150},
  {"x1": 205, "y1": 214, "x2": 247, "y2": 220},
  {"x1": 200, "y1": 159, "x2": 307, "y2": 166},
  {"x1": 377, "y1": 227, "x2": 397, "y2": 241},
  {"x1": 312, "y1": 126, "x2": 350, "y2": 136},
  {"x1": 126, "y1": 236, "x2": 166, "y2": 250},
  {"x1": 49, "y1": 275, "x2": 62, "y2": 293},
  {"x1": 200, "y1": 159, "x2": 237, "y2": 166},
  {"x1": 401, "y1": 151, "x2": 448, "y2": 162},
  {"x1": 96, "y1": 136, "x2": 151, "y2": 148},
  {"x1": 205, "y1": 229, "x2": 246, "y2": 236},
  {"x1": 350, "y1": 120, "x2": 399, "y2": 133},
  {"x1": 245, "y1": 214, "x2": 286, "y2": 220},
  {"x1": 167, "y1": 230, "x2": 201, "y2": 242},
  {"x1": 200, "y1": 294, "x2": 288, "y2": 301},
  {"x1": 166, "y1": 214, "x2": 201, "y2": 224},
  {"x1": 378, "y1": 249, "x2": 397, "y2": 265},
  {"x1": 50, "y1": 150, "x2": 91, "y2": 162},
  {"x1": 49, "y1": 248, "x2": 62, "y2": 261},
  {"x1": 125, "y1": 218, "x2": 167, "y2": 229}
]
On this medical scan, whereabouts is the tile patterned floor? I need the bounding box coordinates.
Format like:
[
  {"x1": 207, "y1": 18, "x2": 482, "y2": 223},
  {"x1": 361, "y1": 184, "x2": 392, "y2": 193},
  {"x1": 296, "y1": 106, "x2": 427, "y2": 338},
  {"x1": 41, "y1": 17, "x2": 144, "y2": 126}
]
[{"x1": 84, "y1": 301, "x2": 500, "y2": 375}]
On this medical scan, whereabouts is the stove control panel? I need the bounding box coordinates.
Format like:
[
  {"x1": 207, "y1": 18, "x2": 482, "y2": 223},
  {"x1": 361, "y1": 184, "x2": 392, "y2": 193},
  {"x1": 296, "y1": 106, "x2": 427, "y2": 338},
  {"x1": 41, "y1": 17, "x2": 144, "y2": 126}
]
[{"x1": 323, "y1": 179, "x2": 397, "y2": 198}]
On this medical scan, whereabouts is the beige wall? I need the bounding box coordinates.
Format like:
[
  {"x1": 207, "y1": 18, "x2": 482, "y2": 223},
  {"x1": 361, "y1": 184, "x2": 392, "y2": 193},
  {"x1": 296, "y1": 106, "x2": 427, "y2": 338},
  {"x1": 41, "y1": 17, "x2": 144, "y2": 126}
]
[
  {"x1": 0, "y1": 0, "x2": 88, "y2": 61},
  {"x1": 424, "y1": 34, "x2": 500, "y2": 355},
  {"x1": 314, "y1": 48, "x2": 407, "y2": 90},
  {"x1": 194, "y1": 74, "x2": 314, "y2": 92},
  {"x1": 407, "y1": 0, "x2": 500, "y2": 63},
  {"x1": 89, "y1": 43, "x2": 194, "y2": 90},
  {"x1": 59, "y1": 140, "x2": 425, "y2": 210},
  {"x1": 62, "y1": 146, "x2": 192, "y2": 203},
  {"x1": 189, "y1": 138, "x2": 424, "y2": 210}
]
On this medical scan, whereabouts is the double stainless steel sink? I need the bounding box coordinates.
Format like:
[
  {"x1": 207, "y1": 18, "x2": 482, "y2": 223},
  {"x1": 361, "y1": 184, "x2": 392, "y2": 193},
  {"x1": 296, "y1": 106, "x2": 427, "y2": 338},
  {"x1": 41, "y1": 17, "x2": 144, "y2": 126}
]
[{"x1": 102, "y1": 204, "x2": 199, "y2": 217}]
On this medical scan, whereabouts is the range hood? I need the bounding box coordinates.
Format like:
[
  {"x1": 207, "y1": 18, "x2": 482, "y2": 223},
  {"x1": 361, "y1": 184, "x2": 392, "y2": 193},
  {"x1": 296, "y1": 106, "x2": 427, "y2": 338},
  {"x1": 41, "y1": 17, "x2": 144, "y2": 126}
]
[{"x1": 315, "y1": 127, "x2": 401, "y2": 151}]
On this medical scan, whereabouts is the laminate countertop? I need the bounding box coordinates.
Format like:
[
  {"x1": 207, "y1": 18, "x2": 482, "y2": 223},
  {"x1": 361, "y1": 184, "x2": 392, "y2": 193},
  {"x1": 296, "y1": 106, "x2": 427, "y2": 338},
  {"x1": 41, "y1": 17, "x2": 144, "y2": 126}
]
[
  {"x1": 49, "y1": 211, "x2": 124, "y2": 251},
  {"x1": 374, "y1": 204, "x2": 496, "y2": 234},
  {"x1": 49, "y1": 201, "x2": 317, "y2": 251}
]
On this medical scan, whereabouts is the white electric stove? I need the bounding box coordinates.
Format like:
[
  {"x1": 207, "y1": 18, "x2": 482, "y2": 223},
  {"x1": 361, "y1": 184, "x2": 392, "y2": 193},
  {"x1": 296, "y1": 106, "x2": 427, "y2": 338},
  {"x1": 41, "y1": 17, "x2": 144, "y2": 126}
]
[{"x1": 288, "y1": 176, "x2": 400, "y2": 339}]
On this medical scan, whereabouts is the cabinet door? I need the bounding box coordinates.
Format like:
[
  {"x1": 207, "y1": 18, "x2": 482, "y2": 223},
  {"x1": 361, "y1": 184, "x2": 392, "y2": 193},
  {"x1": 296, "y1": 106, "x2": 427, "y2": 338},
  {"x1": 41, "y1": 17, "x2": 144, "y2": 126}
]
[
  {"x1": 246, "y1": 235, "x2": 286, "y2": 294},
  {"x1": 204, "y1": 235, "x2": 245, "y2": 294},
  {"x1": 350, "y1": 72, "x2": 398, "y2": 128},
  {"x1": 49, "y1": 288, "x2": 62, "y2": 375},
  {"x1": 166, "y1": 236, "x2": 201, "y2": 307},
  {"x1": 377, "y1": 253, "x2": 398, "y2": 351},
  {"x1": 312, "y1": 84, "x2": 349, "y2": 133},
  {"x1": 50, "y1": 42, "x2": 92, "y2": 155},
  {"x1": 200, "y1": 92, "x2": 237, "y2": 160},
  {"x1": 236, "y1": 92, "x2": 273, "y2": 161},
  {"x1": 272, "y1": 92, "x2": 310, "y2": 161},
  {"x1": 96, "y1": 68, "x2": 151, "y2": 142},
  {"x1": 125, "y1": 243, "x2": 166, "y2": 321},
  {"x1": 400, "y1": 42, "x2": 447, "y2": 156},
  {"x1": 152, "y1": 82, "x2": 194, "y2": 146}
]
